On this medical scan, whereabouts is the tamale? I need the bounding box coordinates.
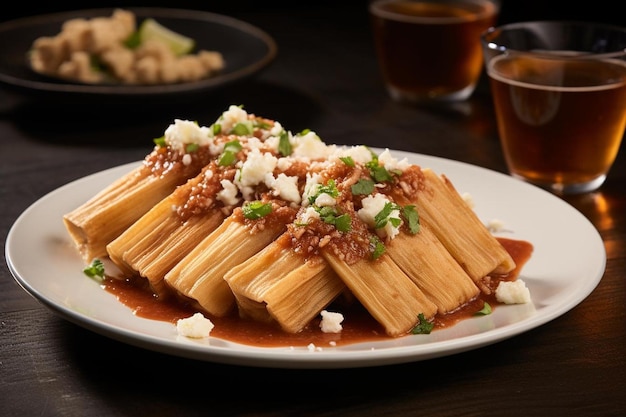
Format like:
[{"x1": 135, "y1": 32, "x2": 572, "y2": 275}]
[
  {"x1": 386, "y1": 224, "x2": 480, "y2": 314},
  {"x1": 165, "y1": 206, "x2": 293, "y2": 316},
  {"x1": 322, "y1": 250, "x2": 438, "y2": 337},
  {"x1": 393, "y1": 167, "x2": 515, "y2": 284}
]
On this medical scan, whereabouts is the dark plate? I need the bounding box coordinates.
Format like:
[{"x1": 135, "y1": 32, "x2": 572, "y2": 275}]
[{"x1": 0, "y1": 7, "x2": 277, "y2": 103}]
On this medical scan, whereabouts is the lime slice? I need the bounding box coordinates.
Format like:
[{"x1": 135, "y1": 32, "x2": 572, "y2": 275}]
[{"x1": 138, "y1": 18, "x2": 195, "y2": 56}]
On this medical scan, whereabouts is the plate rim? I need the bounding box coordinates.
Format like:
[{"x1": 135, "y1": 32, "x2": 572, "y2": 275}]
[
  {"x1": 5, "y1": 152, "x2": 607, "y2": 369},
  {"x1": 0, "y1": 7, "x2": 278, "y2": 96}
]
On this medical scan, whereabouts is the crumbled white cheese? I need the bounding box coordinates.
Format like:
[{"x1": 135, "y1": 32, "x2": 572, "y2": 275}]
[
  {"x1": 217, "y1": 105, "x2": 249, "y2": 134},
  {"x1": 237, "y1": 148, "x2": 278, "y2": 188},
  {"x1": 217, "y1": 179, "x2": 240, "y2": 206},
  {"x1": 495, "y1": 279, "x2": 531, "y2": 304},
  {"x1": 269, "y1": 121, "x2": 284, "y2": 137},
  {"x1": 314, "y1": 192, "x2": 336, "y2": 207},
  {"x1": 486, "y1": 218, "x2": 506, "y2": 233},
  {"x1": 320, "y1": 310, "x2": 344, "y2": 333},
  {"x1": 378, "y1": 148, "x2": 410, "y2": 172},
  {"x1": 176, "y1": 312, "x2": 214, "y2": 338},
  {"x1": 301, "y1": 173, "x2": 323, "y2": 206},
  {"x1": 246, "y1": 137, "x2": 265, "y2": 152},
  {"x1": 164, "y1": 119, "x2": 213, "y2": 154},
  {"x1": 308, "y1": 343, "x2": 323, "y2": 352},
  {"x1": 299, "y1": 206, "x2": 320, "y2": 224},
  {"x1": 293, "y1": 131, "x2": 331, "y2": 160},
  {"x1": 358, "y1": 193, "x2": 401, "y2": 239},
  {"x1": 266, "y1": 173, "x2": 301, "y2": 204},
  {"x1": 333, "y1": 145, "x2": 373, "y2": 165},
  {"x1": 276, "y1": 156, "x2": 294, "y2": 171},
  {"x1": 461, "y1": 192, "x2": 475, "y2": 209}
]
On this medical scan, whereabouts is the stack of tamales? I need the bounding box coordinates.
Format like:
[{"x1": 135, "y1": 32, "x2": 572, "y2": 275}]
[{"x1": 63, "y1": 106, "x2": 515, "y2": 338}]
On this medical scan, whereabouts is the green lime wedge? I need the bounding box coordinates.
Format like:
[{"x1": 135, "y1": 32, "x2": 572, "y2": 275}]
[{"x1": 138, "y1": 18, "x2": 195, "y2": 56}]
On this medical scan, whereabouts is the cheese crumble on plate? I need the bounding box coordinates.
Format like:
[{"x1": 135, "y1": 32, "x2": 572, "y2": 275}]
[
  {"x1": 176, "y1": 312, "x2": 214, "y2": 338},
  {"x1": 495, "y1": 279, "x2": 531, "y2": 304}
]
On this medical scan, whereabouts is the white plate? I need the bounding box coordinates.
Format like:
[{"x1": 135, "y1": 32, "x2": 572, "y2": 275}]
[{"x1": 5, "y1": 151, "x2": 606, "y2": 369}]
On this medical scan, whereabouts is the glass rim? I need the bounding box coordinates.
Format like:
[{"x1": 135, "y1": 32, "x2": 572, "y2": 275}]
[
  {"x1": 369, "y1": 0, "x2": 500, "y2": 24},
  {"x1": 481, "y1": 20, "x2": 626, "y2": 58}
]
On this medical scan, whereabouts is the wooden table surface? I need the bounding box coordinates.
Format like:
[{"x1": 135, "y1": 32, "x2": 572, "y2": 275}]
[{"x1": 1, "y1": 4, "x2": 624, "y2": 416}]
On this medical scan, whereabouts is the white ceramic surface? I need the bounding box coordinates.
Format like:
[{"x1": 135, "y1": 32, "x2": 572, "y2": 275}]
[{"x1": 5, "y1": 150, "x2": 606, "y2": 369}]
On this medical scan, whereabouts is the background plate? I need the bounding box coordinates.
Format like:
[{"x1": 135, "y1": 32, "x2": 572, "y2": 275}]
[
  {"x1": 5, "y1": 150, "x2": 606, "y2": 369},
  {"x1": 0, "y1": 8, "x2": 277, "y2": 104}
]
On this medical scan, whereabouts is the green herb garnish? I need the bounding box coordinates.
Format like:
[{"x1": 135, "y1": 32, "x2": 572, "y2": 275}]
[
  {"x1": 402, "y1": 205, "x2": 420, "y2": 234},
  {"x1": 185, "y1": 143, "x2": 199, "y2": 153},
  {"x1": 365, "y1": 153, "x2": 395, "y2": 183},
  {"x1": 475, "y1": 302, "x2": 492, "y2": 316},
  {"x1": 340, "y1": 156, "x2": 355, "y2": 167},
  {"x1": 411, "y1": 313, "x2": 434, "y2": 334},
  {"x1": 374, "y1": 202, "x2": 401, "y2": 230},
  {"x1": 333, "y1": 213, "x2": 352, "y2": 232},
  {"x1": 153, "y1": 136, "x2": 166, "y2": 147},
  {"x1": 351, "y1": 178, "x2": 375, "y2": 195},
  {"x1": 242, "y1": 201, "x2": 272, "y2": 219},
  {"x1": 218, "y1": 140, "x2": 242, "y2": 166},
  {"x1": 83, "y1": 259, "x2": 105, "y2": 281},
  {"x1": 278, "y1": 130, "x2": 292, "y2": 156},
  {"x1": 308, "y1": 179, "x2": 339, "y2": 205},
  {"x1": 231, "y1": 121, "x2": 253, "y2": 135},
  {"x1": 370, "y1": 235, "x2": 386, "y2": 260}
]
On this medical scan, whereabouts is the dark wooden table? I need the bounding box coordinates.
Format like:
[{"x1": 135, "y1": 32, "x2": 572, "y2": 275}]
[{"x1": 1, "y1": 4, "x2": 624, "y2": 417}]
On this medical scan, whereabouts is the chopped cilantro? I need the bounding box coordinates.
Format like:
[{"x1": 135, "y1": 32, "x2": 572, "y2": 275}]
[
  {"x1": 369, "y1": 164, "x2": 394, "y2": 182},
  {"x1": 475, "y1": 302, "x2": 492, "y2": 315},
  {"x1": 370, "y1": 235, "x2": 386, "y2": 260},
  {"x1": 334, "y1": 213, "x2": 352, "y2": 232},
  {"x1": 218, "y1": 152, "x2": 236, "y2": 166},
  {"x1": 218, "y1": 140, "x2": 242, "y2": 166},
  {"x1": 411, "y1": 313, "x2": 434, "y2": 334},
  {"x1": 153, "y1": 136, "x2": 166, "y2": 147},
  {"x1": 309, "y1": 179, "x2": 339, "y2": 205},
  {"x1": 231, "y1": 121, "x2": 253, "y2": 135},
  {"x1": 317, "y1": 206, "x2": 336, "y2": 222},
  {"x1": 83, "y1": 259, "x2": 105, "y2": 281},
  {"x1": 254, "y1": 120, "x2": 272, "y2": 130},
  {"x1": 402, "y1": 205, "x2": 420, "y2": 234},
  {"x1": 351, "y1": 179, "x2": 375, "y2": 195},
  {"x1": 374, "y1": 202, "x2": 401, "y2": 229},
  {"x1": 224, "y1": 140, "x2": 242, "y2": 153},
  {"x1": 278, "y1": 131, "x2": 292, "y2": 156},
  {"x1": 364, "y1": 153, "x2": 396, "y2": 183},
  {"x1": 340, "y1": 156, "x2": 355, "y2": 167},
  {"x1": 315, "y1": 206, "x2": 352, "y2": 232},
  {"x1": 185, "y1": 143, "x2": 199, "y2": 153},
  {"x1": 242, "y1": 201, "x2": 272, "y2": 219}
]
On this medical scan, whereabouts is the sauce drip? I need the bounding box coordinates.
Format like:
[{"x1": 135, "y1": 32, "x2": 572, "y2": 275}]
[{"x1": 103, "y1": 237, "x2": 532, "y2": 347}]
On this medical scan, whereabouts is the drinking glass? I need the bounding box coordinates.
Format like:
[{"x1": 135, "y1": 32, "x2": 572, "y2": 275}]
[
  {"x1": 370, "y1": 0, "x2": 499, "y2": 103},
  {"x1": 481, "y1": 21, "x2": 626, "y2": 194}
]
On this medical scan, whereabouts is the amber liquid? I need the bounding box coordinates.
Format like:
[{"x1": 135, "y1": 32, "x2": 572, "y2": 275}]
[
  {"x1": 370, "y1": 0, "x2": 498, "y2": 102},
  {"x1": 487, "y1": 55, "x2": 626, "y2": 192}
]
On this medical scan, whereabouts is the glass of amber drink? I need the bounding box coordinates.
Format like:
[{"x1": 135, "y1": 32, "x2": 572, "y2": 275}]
[
  {"x1": 369, "y1": 0, "x2": 499, "y2": 103},
  {"x1": 482, "y1": 21, "x2": 626, "y2": 194}
]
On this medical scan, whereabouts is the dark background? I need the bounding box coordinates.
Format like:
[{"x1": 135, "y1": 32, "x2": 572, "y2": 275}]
[{"x1": 1, "y1": 0, "x2": 624, "y2": 26}]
